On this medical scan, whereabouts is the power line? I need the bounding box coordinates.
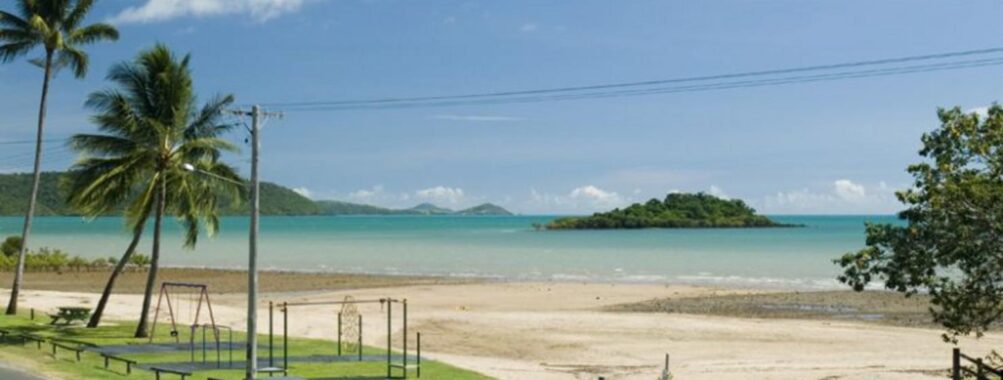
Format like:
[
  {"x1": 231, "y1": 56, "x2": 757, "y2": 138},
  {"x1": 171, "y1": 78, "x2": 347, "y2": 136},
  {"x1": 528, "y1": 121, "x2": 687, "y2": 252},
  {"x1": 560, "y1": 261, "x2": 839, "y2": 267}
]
[
  {"x1": 281, "y1": 56, "x2": 1003, "y2": 112},
  {"x1": 0, "y1": 138, "x2": 70, "y2": 145},
  {"x1": 255, "y1": 46, "x2": 1003, "y2": 109}
]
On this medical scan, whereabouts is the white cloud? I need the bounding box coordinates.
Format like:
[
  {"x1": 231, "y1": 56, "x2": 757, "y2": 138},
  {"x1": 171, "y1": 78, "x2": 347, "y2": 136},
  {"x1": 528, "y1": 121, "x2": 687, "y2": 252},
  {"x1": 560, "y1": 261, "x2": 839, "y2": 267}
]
[
  {"x1": 569, "y1": 185, "x2": 621, "y2": 204},
  {"x1": 520, "y1": 185, "x2": 631, "y2": 214},
  {"x1": 708, "y1": 185, "x2": 729, "y2": 199},
  {"x1": 967, "y1": 106, "x2": 990, "y2": 117},
  {"x1": 415, "y1": 186, "x2": 466, "y2": 206},
  {"x1": 292, "y1": 187, "x2": 312, "y2": 198},
  {"x1": 432, "y1": 114, "x2": 523, "y2": 122},
  {"x1": 347, "y1": 185, "x2": 385, "y2": 203},
  {"x1": 757, "y1": 179, "x2": 901, "y2": 214},
  {"x1": 110, "y1": 0, "x2": 305, "y2": 24},
  {"x1": 520, "y1": 23, "x2": 538, "y2": 32},
  {"x1": 833, "y1": 179, "x2": 866, "y2": 201}
]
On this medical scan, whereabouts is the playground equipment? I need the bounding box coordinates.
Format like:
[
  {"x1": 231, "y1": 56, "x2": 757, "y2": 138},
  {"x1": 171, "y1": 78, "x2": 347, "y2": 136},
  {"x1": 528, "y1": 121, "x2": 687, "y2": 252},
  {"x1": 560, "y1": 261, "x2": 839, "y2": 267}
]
[
  {"x1": 272, "y1": 296, "x2": 422, "y2": 378},
  {"x1": 149, "y1": 282, "x2": 218, "y2": 344}
]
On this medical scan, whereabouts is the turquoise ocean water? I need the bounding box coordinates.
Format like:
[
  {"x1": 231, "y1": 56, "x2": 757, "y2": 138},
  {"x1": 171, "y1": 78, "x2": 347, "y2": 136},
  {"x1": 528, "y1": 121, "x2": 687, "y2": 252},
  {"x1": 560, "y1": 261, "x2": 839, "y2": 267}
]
[{"x1": 0, "y1": 215, "x2": 897, "y2": 289}]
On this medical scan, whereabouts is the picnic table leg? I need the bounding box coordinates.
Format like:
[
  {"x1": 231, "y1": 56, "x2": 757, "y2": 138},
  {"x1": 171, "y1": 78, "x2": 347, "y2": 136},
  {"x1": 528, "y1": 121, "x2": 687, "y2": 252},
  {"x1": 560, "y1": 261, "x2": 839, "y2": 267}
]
[
  {"x1": 126, "y1": 361, "x2": 132, "y2": 374},
  {"x1": 104, "y1": 356, "x2": 109, "y2": 369},
  {"x1": 75, "y1": 350, "x2": 80, "y2": 362}
]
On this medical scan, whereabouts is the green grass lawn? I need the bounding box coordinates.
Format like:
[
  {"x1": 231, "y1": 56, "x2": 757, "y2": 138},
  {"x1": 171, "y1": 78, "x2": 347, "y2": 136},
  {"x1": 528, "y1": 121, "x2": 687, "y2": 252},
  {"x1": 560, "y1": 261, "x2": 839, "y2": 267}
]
[{"x1": 0, "y1": 311, "x2": 491, "y2": 380}]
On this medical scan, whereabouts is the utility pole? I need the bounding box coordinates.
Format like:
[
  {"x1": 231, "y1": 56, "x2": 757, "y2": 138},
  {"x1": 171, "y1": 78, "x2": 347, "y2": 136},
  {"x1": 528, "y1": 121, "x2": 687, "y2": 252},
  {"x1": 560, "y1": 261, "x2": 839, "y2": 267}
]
[{"x1": 228, "y1": 105, "x2": 282, "y2": 380}]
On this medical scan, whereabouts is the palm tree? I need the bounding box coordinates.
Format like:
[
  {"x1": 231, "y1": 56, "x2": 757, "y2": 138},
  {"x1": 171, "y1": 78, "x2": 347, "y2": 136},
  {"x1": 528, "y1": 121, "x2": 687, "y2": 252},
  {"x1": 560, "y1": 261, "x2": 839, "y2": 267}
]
[
  {"x1": 65, "y1": 44, "x2": 242, "y2": 335},
  {"x1": 0, "y1": 0, "x2": 118, "y2": 315}
]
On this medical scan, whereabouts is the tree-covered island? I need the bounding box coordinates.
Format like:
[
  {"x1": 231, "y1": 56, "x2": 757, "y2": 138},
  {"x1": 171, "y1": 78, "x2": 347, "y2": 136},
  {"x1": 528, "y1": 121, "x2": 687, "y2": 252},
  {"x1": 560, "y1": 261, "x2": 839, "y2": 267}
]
[{"x1": 545, "y1": 192, "x2": 799, "y2": 229}]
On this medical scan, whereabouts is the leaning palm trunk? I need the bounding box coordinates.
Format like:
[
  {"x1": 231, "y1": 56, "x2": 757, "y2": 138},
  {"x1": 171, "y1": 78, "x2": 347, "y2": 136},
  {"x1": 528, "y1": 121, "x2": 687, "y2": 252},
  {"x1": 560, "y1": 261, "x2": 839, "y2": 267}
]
[
  {"x1": 87, "y1": 216, "x2": 148, "y2": 327},
  {"x1": 7, "y1": 51, "x2": 53, "y2": 315},
  {"x1": 134, "y1": 177, "x2": 166, "y2": 338}
]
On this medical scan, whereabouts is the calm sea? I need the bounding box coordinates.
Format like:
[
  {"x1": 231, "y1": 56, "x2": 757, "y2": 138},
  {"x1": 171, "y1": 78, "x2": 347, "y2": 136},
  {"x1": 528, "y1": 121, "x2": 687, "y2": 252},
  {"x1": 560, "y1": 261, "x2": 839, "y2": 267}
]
[{"x1": 0, "y1": 215, "x2": 898, "y2": 289}]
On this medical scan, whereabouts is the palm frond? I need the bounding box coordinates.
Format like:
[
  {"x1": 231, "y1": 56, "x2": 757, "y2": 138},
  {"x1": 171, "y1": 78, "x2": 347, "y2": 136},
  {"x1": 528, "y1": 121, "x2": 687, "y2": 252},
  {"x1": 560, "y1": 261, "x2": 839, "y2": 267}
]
[
  {"x1": 63, "y1": 0, "x2": 94, "y2": 31},
  {"x1": 57, "y1": 45, "x2": 86, "y2": 78},
  {"x1": 185, "y1": 94, "x2": 235, "y2": 139},
  {"x1": 70, "y1": 133, "x2": 137, "y2": 156},
  {"x1": 0, "y1": 40, "x2": 36, "y2": 62},
  {"x1": 0, "y1": 10, "x2": 30, "y2": 30},
  {"x1": 66, "y1": 22, "x2": 117, "y2": 45}
]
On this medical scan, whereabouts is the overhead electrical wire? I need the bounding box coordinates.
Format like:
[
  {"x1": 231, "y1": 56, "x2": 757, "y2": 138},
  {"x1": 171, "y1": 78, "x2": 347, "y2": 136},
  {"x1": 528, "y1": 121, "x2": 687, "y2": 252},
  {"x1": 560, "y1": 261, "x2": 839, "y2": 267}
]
[
  {"x1": 278, "y1": 56, "x2": 1003, "y2": 112},
  {"x1": 251, "y1": 46, "x2": 1003, "y2": 112}
]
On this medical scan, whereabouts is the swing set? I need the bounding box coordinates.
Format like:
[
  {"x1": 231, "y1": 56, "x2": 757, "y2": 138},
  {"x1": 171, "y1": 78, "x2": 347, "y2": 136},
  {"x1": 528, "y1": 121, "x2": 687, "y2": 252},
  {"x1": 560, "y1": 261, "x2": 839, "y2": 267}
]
[{"x1": 149, "y1": 282, "x2": 218, "y2": 344}]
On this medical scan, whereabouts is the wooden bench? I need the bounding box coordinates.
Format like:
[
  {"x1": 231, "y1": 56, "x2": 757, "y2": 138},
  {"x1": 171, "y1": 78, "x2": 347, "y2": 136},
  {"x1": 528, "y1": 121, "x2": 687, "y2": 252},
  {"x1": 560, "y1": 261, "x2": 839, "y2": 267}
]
[
  {"x1": 100, "y1": 353, "x2": 137, "y2": 375},
  {"x1": 49, "y1": 341, "x2": 86, "y2": 361},
  {"x1": 23, "y1": 334, "x2": 46, "y2": 349},
  {"x1": 149, "y1": 366, "x2": 192, "y2": 380},
  {"x1": 0, "y1": 330, "x2": 26, "y2": 345}
]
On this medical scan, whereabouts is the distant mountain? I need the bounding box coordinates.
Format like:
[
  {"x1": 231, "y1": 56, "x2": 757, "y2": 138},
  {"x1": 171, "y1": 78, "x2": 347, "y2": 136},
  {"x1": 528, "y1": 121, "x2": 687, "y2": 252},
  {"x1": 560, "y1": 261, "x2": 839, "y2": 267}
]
[
  {"x1": 0, "y1": 171, "x2": 514, "y2": 217},
  {"x1": 315, "y1": 200, "x2": 397, "y2": 215},
  {"x1": 456, "y1": 203, "x2": 513, "y2": 216},
  {"x1": 407, "y1": 203, "x2": 454, "y2": 215}
]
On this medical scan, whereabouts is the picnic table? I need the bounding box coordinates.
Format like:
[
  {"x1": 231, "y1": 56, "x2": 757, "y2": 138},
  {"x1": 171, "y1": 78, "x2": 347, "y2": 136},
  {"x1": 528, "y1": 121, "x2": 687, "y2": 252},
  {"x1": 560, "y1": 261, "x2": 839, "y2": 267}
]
[{"x1": 50, "y1": 307, "x2": 91, "y2": 325}]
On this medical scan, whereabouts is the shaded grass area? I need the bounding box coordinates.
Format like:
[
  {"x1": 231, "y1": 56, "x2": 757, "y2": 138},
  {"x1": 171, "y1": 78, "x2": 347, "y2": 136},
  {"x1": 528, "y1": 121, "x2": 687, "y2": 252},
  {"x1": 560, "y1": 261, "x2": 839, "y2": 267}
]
[
  {"x1": 0, "y1": 268, "x2": 473, "y2": 294},
  {"x1": 0, "y1": 311, "x2": 490, "y2": 380},
  {"x1": 608, "y1": 290, "x2": 938, "y2": 328}
]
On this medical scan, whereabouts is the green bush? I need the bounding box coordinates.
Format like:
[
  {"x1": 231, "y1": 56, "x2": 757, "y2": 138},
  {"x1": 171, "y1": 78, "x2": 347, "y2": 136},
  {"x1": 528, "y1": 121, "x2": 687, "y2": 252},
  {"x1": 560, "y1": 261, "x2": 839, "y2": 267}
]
[{"x1": 1, "y1": 236, "x2": 21, "y2": 257}]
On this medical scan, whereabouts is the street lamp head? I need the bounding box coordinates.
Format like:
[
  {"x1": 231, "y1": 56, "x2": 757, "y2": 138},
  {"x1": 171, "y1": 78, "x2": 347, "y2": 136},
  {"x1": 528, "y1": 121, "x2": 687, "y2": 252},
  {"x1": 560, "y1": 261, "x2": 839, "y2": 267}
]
[{"x1": 182, "y1": 163, "x2": 196, "y2": 172}]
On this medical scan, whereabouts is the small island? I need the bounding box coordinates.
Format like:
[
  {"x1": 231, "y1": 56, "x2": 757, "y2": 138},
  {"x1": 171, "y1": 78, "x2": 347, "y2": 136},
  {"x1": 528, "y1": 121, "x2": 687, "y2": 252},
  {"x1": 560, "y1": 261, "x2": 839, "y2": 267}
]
[{"x1": 545, "y1": 192, "x2": 798, "y2": 229}]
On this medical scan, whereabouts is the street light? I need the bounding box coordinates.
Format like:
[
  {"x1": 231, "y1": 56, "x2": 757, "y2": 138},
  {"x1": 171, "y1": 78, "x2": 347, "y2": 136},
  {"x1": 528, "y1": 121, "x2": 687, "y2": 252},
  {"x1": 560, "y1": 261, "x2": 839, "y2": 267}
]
[{"x1": 182, "y1": 163, "x2": 244, "y2": 186}]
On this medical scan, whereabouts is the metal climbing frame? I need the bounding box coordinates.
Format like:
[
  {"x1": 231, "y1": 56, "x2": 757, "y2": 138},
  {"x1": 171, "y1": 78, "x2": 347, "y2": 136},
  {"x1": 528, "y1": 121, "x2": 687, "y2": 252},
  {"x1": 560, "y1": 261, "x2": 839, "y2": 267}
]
[{"x1": 273, "y1": 297, "x2": 421, "y2": 378}]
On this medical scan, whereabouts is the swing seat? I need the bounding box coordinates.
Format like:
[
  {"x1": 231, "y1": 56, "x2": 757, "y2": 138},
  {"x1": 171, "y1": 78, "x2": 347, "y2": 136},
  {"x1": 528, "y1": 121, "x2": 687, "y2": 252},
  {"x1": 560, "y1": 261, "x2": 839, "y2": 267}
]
[{"x1": 258, "y1": 366, "x2": 288, "y2": 377}]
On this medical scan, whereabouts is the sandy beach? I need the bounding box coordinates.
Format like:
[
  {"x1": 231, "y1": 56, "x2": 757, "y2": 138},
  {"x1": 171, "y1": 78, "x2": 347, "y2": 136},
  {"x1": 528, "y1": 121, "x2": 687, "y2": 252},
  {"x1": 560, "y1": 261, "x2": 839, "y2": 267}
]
[{"x1": 5, "y1": 270, "x2": 1002, "y2": 380}]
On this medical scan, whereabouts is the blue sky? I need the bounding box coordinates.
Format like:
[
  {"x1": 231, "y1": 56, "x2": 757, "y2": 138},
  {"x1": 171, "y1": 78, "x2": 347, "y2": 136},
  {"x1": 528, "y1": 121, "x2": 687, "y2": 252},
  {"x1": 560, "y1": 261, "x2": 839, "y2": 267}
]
[{"x1": 2, "y1": 0, "x2": 1003, "y2": 214}]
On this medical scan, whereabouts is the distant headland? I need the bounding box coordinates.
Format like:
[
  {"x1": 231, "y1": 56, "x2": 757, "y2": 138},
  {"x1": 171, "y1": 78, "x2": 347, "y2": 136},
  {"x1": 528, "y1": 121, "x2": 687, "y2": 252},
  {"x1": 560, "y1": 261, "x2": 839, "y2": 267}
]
[
  {"x1": 544, "y1": 192, "x2": 799, "y2": 229},
  {"x1": 0, "y1": 172, "x2": 512, "y2": 216}
]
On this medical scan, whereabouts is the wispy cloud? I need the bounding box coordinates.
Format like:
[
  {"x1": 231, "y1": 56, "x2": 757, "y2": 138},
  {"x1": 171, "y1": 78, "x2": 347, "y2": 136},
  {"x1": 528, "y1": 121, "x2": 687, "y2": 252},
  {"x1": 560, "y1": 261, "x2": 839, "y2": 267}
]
[
  {"x1": 757, "y1": 179, "x2": 901, "y2": 214},
  {"x1": 520, "y1": 23, "x2": 538, "y2": 32},
  {"x1": 109, "y1": 0, "x2": 305, "y2": 24},
  {"x1": 415, "y1": 186, "x2": 467, "y2": 206},
  {"x1": 292, "y1": 187, "x2": 312, "y2": 199},
  {"x1": 431, "y1": 114, "x2": 523, "y2": 122},
  {"x1": 522, "y1": 185, "x2": 631, "y2": 214}
]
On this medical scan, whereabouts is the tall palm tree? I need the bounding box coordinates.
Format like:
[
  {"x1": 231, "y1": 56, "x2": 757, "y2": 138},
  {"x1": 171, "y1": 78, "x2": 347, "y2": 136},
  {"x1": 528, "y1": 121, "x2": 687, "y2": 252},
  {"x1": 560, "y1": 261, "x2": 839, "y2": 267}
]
[
  {"x1": 66, "y1": 44, "x2": 242, "y2": 335},
  {"x1": 0, "y1": 0, "x2": 118, "y2": 314}
]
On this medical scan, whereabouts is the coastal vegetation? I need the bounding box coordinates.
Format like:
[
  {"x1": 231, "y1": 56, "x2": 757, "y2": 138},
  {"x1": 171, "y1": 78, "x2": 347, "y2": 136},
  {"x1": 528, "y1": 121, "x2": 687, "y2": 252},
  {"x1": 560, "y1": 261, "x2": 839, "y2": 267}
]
[
  {"x1": 0, "y1": 0, "x2": 119, "y2": 315},
  {"x1": 836, "y1": 105, "x2": 1003, "y2": 343},
  {"x1": 545, "y1": 192, "x2": 794, "y2": 229},
  {"x1": 0, "y1": 172, "x2": 515, "y2": 216},
  {"x1": 0, "y1": 235, "x2": 151, "y2": 273}
]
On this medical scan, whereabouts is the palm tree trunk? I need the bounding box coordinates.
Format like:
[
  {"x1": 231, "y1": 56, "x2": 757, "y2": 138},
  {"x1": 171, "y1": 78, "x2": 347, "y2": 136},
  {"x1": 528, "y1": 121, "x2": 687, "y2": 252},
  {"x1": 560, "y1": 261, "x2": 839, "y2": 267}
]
[
  {"x1": 87, "y1": 217, "x2": 148, "y2": 328},
  {"x1": 7, "y1": 51, "x2": 54, "y2": 315},
  {"x1": 134, "y1": 176, "x2": 166, "y2": 338}
]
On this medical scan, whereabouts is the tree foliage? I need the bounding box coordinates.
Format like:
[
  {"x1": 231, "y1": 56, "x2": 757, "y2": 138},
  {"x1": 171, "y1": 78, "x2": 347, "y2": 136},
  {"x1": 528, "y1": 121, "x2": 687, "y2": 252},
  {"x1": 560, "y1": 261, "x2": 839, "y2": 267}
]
[
  {"x1": 547, "y1": 192, "x2": 794, "y2": 229},
  {"x1": 836, "y1": 105, "x2": 1003, "y2": 342}
]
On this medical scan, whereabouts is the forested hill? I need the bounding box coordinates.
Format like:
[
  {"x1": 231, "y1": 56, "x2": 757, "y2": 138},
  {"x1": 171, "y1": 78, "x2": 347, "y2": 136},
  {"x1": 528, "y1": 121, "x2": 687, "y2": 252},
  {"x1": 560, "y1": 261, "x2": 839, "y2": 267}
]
[
  {"x1": 546, "y1": 192, "x2": 797, "y2": 229},
  {"x1": 0, "y1": 172, "x2": 512, "y2": 216}
]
